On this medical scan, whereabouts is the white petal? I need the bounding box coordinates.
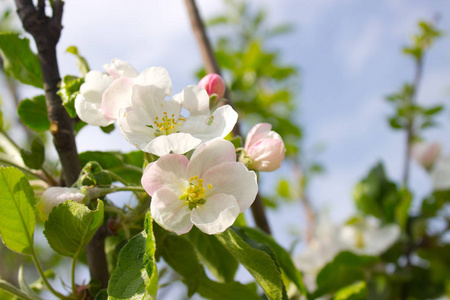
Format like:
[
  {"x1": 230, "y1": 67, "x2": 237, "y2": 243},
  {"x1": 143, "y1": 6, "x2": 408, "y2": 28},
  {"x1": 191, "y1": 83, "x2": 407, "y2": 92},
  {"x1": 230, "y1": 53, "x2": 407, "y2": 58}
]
[
  {"x1": 186, "y1": 139, "x2": 237, "y2": 179},
  {"x1": 174, "y1": 85, "x2": 210, "y2": 116},
  {"x1": 207, "y1": 105, "x2": 238, "y2": 139},
  {"x1": 101, "y1": 77, "x2": 134, "y2": 121},
  {"x1": 118, "y1": 107, "x2": 154, "y2": 150},
  {"x1": 431, "y1": 156, "x2": 450, "y2": 191},
  {"x1": 134, "y1": 67, "x2": 172, "y2": 99},
  {"x1": 103, "y1": 58, "x2": 138, "y2": 79},
  {"x1": 75, "y1": 71, "x2": 114, "y2": 126},
  {"x1": 191, "y1": 193, "x2": 240, "y2": 235},
  {"x1": 143, "y1": 133, "x2": 202, "y2": 156},
  {"x1": 131, "y1": 85, "x2": 182, "y2": 121},
  {"x1": 75, "y1": 94, "x2": 112, "y2": 127},
  {"x1": 244, "y1": 123, "x2": 273, "y2": 150},
  {"x1": 363, "y1": 224, "x2": 400, "y2": 255},
  {"x1": 141, "y1": 154, "x2": 188, "y2": 196},
  {"x1": 151, "y1": 189, "x2": 193, "y2": 235},
  {"x1": 179, "y1": 105, "x2": 238, "y2": 142},
  {"x1": 202, "y1": 162, "x2": 258, "y2": 212}
]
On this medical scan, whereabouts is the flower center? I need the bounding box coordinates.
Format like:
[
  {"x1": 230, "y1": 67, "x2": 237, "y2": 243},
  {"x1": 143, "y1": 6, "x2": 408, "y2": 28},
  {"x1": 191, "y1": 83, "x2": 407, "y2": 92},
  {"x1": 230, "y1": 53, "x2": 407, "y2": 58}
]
[
  {"x1": 149, "y1": 112, "x2": 186, "y2": 136},
  {"x1": 180, "y1": 175, "x2": 213, "y2": 210},
  {"x1": 355, "y1": 230, "x2": 365, "y2": 249}
]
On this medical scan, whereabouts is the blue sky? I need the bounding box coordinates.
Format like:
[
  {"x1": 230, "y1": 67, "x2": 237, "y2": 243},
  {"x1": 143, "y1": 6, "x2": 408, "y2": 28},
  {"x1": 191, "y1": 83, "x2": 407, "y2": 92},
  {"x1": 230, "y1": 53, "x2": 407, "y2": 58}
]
[{"x1": 3, "y1": 0, "x2": 450, "y2": 251}]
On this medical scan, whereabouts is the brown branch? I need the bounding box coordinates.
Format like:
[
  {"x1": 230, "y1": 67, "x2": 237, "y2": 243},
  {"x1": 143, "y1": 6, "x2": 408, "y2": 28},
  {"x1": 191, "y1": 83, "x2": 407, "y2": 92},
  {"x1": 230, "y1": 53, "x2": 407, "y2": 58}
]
[
  {"x1": 15, "y1": 0, "x2": 80, "y2": 186},
  {"x1": 184, "y1": 0, "x2": 271, "y2": 234},
  {"x1": 15, "y1": 0, "x2": 110, "y2": 291}
]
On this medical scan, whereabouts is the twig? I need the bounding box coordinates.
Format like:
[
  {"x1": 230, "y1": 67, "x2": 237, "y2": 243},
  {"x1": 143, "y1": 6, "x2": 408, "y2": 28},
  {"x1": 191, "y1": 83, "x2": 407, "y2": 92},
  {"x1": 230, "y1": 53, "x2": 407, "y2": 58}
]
[
  {"x1": 402, "y1": 57, "x2": 423, "y2": 187},
  {"x1": 14, "y1": 0, "x2": 110, "y2": 290},
  {"x1": 184, "y1": 0, "x2": 272, "y2": 234}
]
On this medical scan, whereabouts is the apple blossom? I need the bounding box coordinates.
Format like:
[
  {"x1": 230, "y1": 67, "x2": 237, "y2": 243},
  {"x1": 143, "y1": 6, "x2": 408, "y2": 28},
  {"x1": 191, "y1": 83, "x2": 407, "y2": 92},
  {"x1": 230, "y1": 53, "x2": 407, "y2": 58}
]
[
  {"x1": 411, "y1": 142, "x2": 441, "y2": 170},
  {"x1": 108, "y1": 67, "x2": 238, "y2": 156},
  {"x1": 338, "y1": 218, "x2": 400, "y2": 256},
  {"x1": 74, "y1": 58, "x2": 138, "y2": 126},
  {"x1": 430, "y1": 156, "x2": 450, "y2": 191},
  {"x1": 198, "y1": 73, "x2": 226, "y2": 100},
  {"x1": 141, "y1": 139, "x2": 258, "y2": 235},
  {"x1": 37, "y1": 187, "x2": 85, "y2": 220},
  {"x1": 243, "y1": 123, "x2": 286, "y2": 172}
]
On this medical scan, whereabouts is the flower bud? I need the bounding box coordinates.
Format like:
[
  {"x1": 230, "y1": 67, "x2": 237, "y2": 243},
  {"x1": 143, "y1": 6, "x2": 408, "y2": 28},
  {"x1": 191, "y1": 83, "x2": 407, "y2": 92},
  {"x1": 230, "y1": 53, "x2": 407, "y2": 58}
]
[
  {"x1": 198, "y1": 73, "x2": 226, "y2": 100},
  {"x1": 412, "y1": 142, "x2": 441, "y2": 170},
  {"x1": 243, "y1": 123, "x2": 286, "y2": 172},
  {"x1": 37, "y1": 187, "x2": 85, "y2": 220}
]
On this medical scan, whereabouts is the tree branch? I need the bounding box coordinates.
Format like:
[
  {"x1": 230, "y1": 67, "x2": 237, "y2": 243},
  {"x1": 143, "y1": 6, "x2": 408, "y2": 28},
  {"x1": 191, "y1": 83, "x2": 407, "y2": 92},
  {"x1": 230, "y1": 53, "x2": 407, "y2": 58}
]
[
  {"x1": 15, "y1": 0, "x2": 110, "y2": 290},
  {"x1": 184, "y1": 0, "x2": 271, "y2": 234}
]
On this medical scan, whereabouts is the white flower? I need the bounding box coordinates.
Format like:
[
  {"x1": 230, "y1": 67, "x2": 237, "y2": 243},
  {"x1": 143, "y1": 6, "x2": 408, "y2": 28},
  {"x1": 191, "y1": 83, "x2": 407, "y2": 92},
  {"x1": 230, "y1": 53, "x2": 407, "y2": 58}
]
[
  {"x1": 141, "y1": 139, "x2": 258, "y2": 235},
  {"x1": 338, "y1": 218, "x2": 401, "y2": 256},
  {"x1": 431, "y1": 156, "x2": 450, "y2": 191},
  {"x1": 107, "y1": 67, "x2": 238, "y2": 156},
  {"x1": 411, "y1": 142, "x2": 441, "y2": 170},
  {"x1": 74, "y1": 58, "x2": 138, "y2": 127},
  {"x1": 37, "y1": 187, "x2": 85, "y2": 220},
  {"x1": 295, "y1": 216, "x2": 343, "y2": 292},
  {"x1": 243, "y1": 123, "x2": 286, "y2": 172}
]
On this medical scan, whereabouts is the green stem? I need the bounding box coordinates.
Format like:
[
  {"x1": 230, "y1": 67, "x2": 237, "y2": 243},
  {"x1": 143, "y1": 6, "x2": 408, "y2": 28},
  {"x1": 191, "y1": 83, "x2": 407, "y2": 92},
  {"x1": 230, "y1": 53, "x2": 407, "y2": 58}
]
[
  {"x1": 40, "y1": 167, "x2": 58, "y2": 186},
  {"x1": 0, "y1": 130, "x2": 21, "y2": 151},
  {"x1": 0, "y1": 158, "x2": 44, "y2": 180},
  {"x1": 0, "y1": 279, "x2": 41, "y2": 300},
  {"x1": 31, "y1": 249, "x2": 68, "y2": 299},
  {"x1": 71, "y1": 252, "x2": 78, "y2": 298}
]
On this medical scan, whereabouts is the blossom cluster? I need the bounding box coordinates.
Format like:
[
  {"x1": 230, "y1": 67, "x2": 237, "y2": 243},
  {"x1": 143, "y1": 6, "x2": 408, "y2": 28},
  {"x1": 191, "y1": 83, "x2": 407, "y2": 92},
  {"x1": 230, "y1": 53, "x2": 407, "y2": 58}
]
[{"x1": 41, "y1": 59, "x2": 286, "y2": 235}]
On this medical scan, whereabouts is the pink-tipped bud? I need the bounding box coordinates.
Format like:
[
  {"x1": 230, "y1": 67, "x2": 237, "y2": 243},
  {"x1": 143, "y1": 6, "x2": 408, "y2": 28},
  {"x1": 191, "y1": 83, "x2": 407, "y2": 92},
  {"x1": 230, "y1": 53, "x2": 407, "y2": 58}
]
[
  {"x1": 412, "y1": 142, "x2": 442, "y2": 170},
  {"x1": 198, "y1": 73, "x2": 226, "y2": 100},
  {"x1": 243, "y1": 123, "x2": 286, "y2": 172}
]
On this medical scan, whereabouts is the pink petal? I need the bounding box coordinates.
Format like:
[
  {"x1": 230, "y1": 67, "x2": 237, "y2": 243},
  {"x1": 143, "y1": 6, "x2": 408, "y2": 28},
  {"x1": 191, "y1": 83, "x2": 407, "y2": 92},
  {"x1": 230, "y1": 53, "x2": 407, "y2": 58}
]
[
  {"x1": 202, "y1": 162, "x2": 258, "y2": 212},
  {"x1": 247, "y1": 139, "x2": 286, "y2": 172},
  {"x1": 151, "y1": 189, "x2": 193, "y2": 235},
  {"x1": 186, "y1": 139, "x2": 237, "y2": 179},
  {"x1": 103, "y1": 58, "x2": 138, "y2": 79},
  {"x1": 191, "y1": 193, "x2": 240, "y2": 235},
  {"x1": 141, "y1": 154, "x2": 189, "y2": 196},
  {"x1": 244, "y1": 123, "x2": 273, "y2": 150}
]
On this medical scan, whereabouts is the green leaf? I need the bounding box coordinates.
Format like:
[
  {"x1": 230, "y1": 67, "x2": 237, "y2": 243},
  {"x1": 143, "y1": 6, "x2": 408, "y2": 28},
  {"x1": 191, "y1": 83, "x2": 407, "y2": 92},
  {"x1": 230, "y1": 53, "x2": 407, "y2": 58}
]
[
  {"x1": 100, "y1": 123, "x2": 115, "y2": 134},
  {"x1": 0, "y1": 33, "x2": 43, "y2": 88},
  {"x1": 44, "y1": 200, "x2": 104, "y2": 257},
  {"x1": 277, "y1": 179, "x2": 291, "y2": 199},
  {"x1": 353, "y1": 162, "x2": 401, "y2": 223},
  {"x1": 334, "y1": 281, "x2": 366, "y2": 300},
  {"x1": 154, "y1": 225, "x2": 259, "y2": 300},
  {"x1": 79, "y1": 151, "x2": 143, "y2": 185},
  {"x1": 18, "y1": 95, "x2": 50, "y2": 132},
  {"x1": 216, "y1": 227, "x2": 288, "y2": 300},
  {"x1": 108, "y1": 231, "x2": 153, "y2": 300},
  {"x1": 154, "y1": 226, "x2": 202, "y2": 296},
  {"x1": 395, "y1": 188, "x2": 412, "y2": 230},
  {"x1": 66, "y1": 46, "x2": 90, "y2": 77},
  {"x1": 314, "y1": 252, "x2": 377, "y2": 298},
  {"x1": 242, "y1": 227, "x2": 307, "y2": 295},
  {"x1": 144, "y1": 212, "x2": 158, "y2": 299},
  {"x1": 57, "y1": 75, "x2": 84, "y2": 118},
  {"x1": 20, "y1": 137, "x2": 45, "y2": 170},
  {"x1": 94, "y1": 289, "x2": 108, "y2": 300},
  {"x1": 196, "y1": 277, "x2": 260, "y2": 300},
  {"x1": 0, "y1": 167, "x2": 36, "y2": 255},
  {"x1": 187, "y1": 227, "x2": 238, "y2": 282},
  {"x1": 0, "y1": 278, "x2": 38, "y2": 300}
]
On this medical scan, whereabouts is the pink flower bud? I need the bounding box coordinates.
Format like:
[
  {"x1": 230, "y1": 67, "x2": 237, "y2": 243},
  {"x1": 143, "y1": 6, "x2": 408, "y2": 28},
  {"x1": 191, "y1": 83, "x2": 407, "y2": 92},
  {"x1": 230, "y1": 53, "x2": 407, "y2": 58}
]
[
  {"x1": 412, "y1": 142, "x2": 442, "y2": 170},
  {"x1": 244, "y1": 123, "x2": 286, "y2": 172},
  {"x1": 198, "y1": 73, "x2": 226, "y2": 100}
]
